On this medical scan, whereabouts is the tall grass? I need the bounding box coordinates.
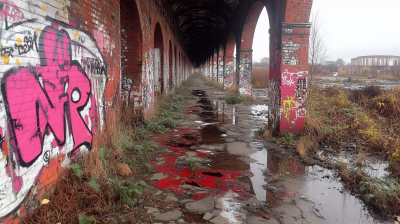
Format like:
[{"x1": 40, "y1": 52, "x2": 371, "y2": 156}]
[{"x1": 252, "y1": 67, "x2": 269, "y2": 88}]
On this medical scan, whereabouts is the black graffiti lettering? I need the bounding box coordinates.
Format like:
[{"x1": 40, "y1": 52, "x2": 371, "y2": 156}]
[
  {"x1": 14, "y1": 35, "x2": 37, "y2": 55},
  {"x1": 0, "y1": 47, "x2": 15, "y2": 58}
]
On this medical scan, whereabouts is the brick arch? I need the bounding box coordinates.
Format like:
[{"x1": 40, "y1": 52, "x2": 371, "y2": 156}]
[
  {"x1": 120, "y1": 0, "x2": 142, "y2": 105},
  {"x1": 237, "y1": 1, "x2": 266, "y2": 96},
  {"x1": 154, "y1": 23, "x2": 164, "y2": 94},
  {"x1": 224, "y1": 31, "x2": 236, "y2": 89}
]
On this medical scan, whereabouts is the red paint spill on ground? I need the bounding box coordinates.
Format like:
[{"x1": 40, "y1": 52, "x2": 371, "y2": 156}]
[
  {"x1": 149, "y1": 129, "x2": 253, "y2": 199},
  {"x1": 169, "y1": 186, "x2": 186, "y2": 194}
]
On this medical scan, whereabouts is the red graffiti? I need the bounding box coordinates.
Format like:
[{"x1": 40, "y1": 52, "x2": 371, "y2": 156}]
[
  {"x1": 0, "y1": 0, "x2": 24, "y2": 22},
  {"x1": 3, "y1": 26, "x2": 94, "y2": 167}
]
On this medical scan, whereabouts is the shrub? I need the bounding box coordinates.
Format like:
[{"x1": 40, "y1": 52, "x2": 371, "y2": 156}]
[{"x1": 226, "y1": 93, "x2": 246, "y2": 104}]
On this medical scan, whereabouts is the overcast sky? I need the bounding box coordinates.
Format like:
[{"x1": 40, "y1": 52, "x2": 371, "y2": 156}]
[{"x1": 252, "y1": 0, "x2": 400, "y2": 64}]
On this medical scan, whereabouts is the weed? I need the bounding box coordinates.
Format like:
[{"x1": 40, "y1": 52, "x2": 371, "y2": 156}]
[
  {"x1": 143, "y1": 163, "x2": 153, "y2": 171},
  {"x1": 357, "y1": 153, "x2": 366, "y2": 167},
  {"x1": 134, "y1": 141, "x2": 158, "y2": 154},
  {"x1": 121, "y1": 131, "x2": 134, "y2": 152},
  {"x1": 188, "y1": 159, "x2": 201, "y2": 172},
  {"x1": 282, "y1": 131, "x2": 293, "y2": 144},
  {"x1": 79, "y1": 214, "x2": 97, "y2": 224},
  {"x1": 360, "y1": 175, "x2": 400, "y2": 207},
  {"x1": 106, "y1": 178, "x2": 147, "y2": 207},
  {"x1": 86, "y1": 177, "x2": 100, "y2": 191},
  {"x1": 226, "y1": 93, "x2": 246, "y2": 104},
  {"x1": 254, "y1": 128, "x2": 263, "y2": 137},
  {"x1": 99, "y1": 148, "x2": 112, "y2": 168},
  {"x1": 69, "y1": 163, "x2": 83, "y2": 177},
  {"x1": 297, "y1": 135, "x2": 316, "y2": 156},
  {"x1": 268, "y1": 174, "x2": 279, "y2": 183}
]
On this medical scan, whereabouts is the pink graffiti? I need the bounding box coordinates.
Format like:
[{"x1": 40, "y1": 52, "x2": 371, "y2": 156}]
[
  {"x1": 3, "y1": 26, "x2": 94, "y2": 167},
  {"x1": 0, "y1": 0, "x2": 24, "y2": 22}
]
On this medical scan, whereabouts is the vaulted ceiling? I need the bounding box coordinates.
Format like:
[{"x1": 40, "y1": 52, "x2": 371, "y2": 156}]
[{"x1": 168, "y1": 0, "x2": 240, "y2": 66}]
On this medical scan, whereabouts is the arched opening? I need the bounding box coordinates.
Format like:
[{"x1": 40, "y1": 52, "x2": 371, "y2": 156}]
[
  {"x1": 153, "y1": 23, "x2": 164, "y2": 94},
  {"x1": 218, "y1": 44, "x2": 224, "y2": 83},
  {"x1": 169, "y1": 40, "x2": 173, "y2": 90},
  {"x1": 120, "y1": 0, "x2": 141, "y2": 104},
  {"x1": 252, "y1": 7, "x2": 270, "y2": 88},
  {"x1": 238, "y1": 1, "x2": 266, "y2": 96},
  {"x1": 224, "y1": 31, "x2": 236, "y2": 89},
  {"x1": 213, "y1": 49, "x2": 218, "y2": 80}
]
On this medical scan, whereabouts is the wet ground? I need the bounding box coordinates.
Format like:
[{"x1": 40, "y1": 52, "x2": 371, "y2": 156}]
[
  {"x1": 314, "y1": 76, "x2": 400, "y2": 90},
  {"x1": 145, "y1": 76, "x2": 395, "y2": 224}
]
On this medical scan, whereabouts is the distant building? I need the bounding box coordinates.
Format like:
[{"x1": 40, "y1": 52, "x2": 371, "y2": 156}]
[{"x1": 338, "y1": 55, "x2": 400, "y2": 75}]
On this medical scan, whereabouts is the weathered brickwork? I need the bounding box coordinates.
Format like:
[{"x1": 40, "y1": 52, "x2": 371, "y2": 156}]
[{"x1": 0, "y1": 0, "x2": 193, "y2": 222}]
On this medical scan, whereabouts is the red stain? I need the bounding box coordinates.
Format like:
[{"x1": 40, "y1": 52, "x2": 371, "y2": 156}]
[
  {"x1": 279, "y1": 188, "x2": 296, "y2": 198},
  {"x1": 197, "y1": 152, "x2": 208, "y2": 157},
  {"x1": 193, "y1": 192, "x2": 211, "y2": 200},
  {"x1": 149, "y1": 128, "x2": 254, "y2": 200},
  {"x1": 169, "y1": 186, "x2": 186, "y2": 194}
]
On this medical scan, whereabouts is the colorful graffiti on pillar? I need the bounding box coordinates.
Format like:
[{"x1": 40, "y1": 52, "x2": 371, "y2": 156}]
[
  {"x1": 224, "y1": 62, "x2": 234, "y2": 89},
  {"x1": 280, "y1": 67, "x2": 307, "y2": 128},
  {"x1": 218, "y1": 60, "x2": 223, "y2": 83},
  {"x1": 0, "y1": 0, "x2": 107, "y2": 218},
  {"x1": 143, "y1": 50, "x2": 154, "y2": 115},
  {"x1": 238, "y1": 58, "x2": 252, "y2": 96}
]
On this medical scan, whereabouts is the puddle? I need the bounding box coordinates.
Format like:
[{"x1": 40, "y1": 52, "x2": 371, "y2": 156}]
[
  {"x1": 184, "y1": 212, "x2": 203, "y2": 222},
  {"x1": 188, "y1": 88, "x2": 392, "y2": 223},
  {"x1": 199, "y1": 125, "x2": 226, "y2": 145}
]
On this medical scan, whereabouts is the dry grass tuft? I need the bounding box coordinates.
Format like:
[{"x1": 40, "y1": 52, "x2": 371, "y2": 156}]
[
  {"x1": 268, "y1": 174, "x2": 279, "y2": 183},
  {"x1": 252, "y1": 68, "x2": 269, "y2": 88},
  {"x1": 263, "y1": 129, "x2": 272, "y2": 138},
  {"x1": 297, "y1": 135, "x2": 316, "y2": 157},
  {"x1": 357, "y1": 153, "x2": 367, "y2": 167}
]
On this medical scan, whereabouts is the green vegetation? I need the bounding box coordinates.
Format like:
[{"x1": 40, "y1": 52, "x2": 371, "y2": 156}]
[
  {"x1": 226, "y1": 93, "x2": 246, "y2": 104},
  {"x1": 25, "y1": 74, "x2": 196, "y2": 223},
  {"x1": 188, "y1": 159, "x2": 201, "y2": 172},
  {"x1": 281, "y1": 131, "x2": 293, "y2": 144}
]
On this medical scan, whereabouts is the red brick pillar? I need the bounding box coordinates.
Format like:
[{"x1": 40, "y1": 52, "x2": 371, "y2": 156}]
[
  {"x1": 269, "y1": 22, "x2": 311, "y2": 134},
  {"x1": 218, "y1": 47, "x2": 224, "y2": 83},
  {"x1": 213, "y1": 51, "x2": 218, "y2": 81},
  {"x1": 237, "y1": 49, "x2": 253, "y2": 96},
  {"x1": 224, "y1": 55, "x2": 234, "y2": 89}
]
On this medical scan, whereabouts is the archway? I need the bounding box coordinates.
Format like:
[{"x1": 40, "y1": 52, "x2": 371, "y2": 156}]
[
  {"x1": 120, "y1": 0, "x2": 142, "y2": 104},
  {"x1": 154, "y1": 23, "x2": 164, "y2": 94},
  {"x1": 224, "y1": 31, "x2": 236, "y2": 89},
  {"x1": 237, "y1": 1, "x2": 266, "y2": 96}
]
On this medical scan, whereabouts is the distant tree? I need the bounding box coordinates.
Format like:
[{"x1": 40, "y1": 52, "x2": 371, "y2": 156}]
[
  {"x1": 253, "y1": 57, "x2": 269, "y2": 67},
  {"x1": 260, "y1": 57, "x2": 269, "y2": 65},
  {"x1": 309, "y1": 12, "x2": 328, "y2": 85},
  {"x1": 336, "y1": 58, "x2": 345, "y2": 66},
  {"x1": 361, "y1": 67, "x2": 371, "y2": 76}
]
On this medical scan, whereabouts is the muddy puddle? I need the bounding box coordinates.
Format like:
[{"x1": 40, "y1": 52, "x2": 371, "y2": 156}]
[{"x1": 191, "y1": 89, "x2": 394, "y2": 224}]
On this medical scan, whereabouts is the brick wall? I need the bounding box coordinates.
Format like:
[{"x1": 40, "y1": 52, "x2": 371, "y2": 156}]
[{"x1": 0, "y1": 0, "x2": 193, "y2": 222}]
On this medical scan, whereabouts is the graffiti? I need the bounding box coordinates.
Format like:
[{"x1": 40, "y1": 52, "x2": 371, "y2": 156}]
[
  {"x1": 224, "y1": 62, "x2": 234, "y2": 89},
  {"x1": 280, "y1": 67, "x2": 307, "y2": 128},
  {"x1": 121, "y1": 76, "x2": 133, "y2": 101},
  {"x1": 282, "y1": 40, "x2": 300, "y2": 65},
  {"x1": 143, "y1": 50, "x2": 154, "y2": 113},
  {"x1": 283, "y1": 96, "x2": 297, "y2": 121},
  {"x1": 218, "y1": 60, "x2": 223, "y2": 83},
  {"x1": 296, "y1": 77, "x2": 307, "y2": 108},
  {"x1": 238, "y1": 58, "x2": 252, "y2": 96},
  {"x1": 213, "y1": 63, "x2": 217, "y2": 81},
  {"x1": 268, "y1": 78, "x2": 281, "y2": 129},
  {"x1": 282, "y1": 69, "x2": 307, "y2": 87},
  {"x1": 0, "y1": 4, "x2": 107, "y2": 217}
]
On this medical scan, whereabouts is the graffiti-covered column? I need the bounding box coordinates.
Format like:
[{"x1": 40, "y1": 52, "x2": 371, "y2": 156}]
[
  {"x1": 213, "y1": 51, "x2": 218, "y2": 81},
  {"x1": 272, "y1": 22, "x2": 311, "y2": 134},
  {"x1": 218, "y1": 47, "x2": 224, "y2": 83},
  {"x1": 237, "y1": 49, "x2": 252, "y2": 96},
  {"x1": 224, "y1": 55, "x2": 234, "y2": 89}
]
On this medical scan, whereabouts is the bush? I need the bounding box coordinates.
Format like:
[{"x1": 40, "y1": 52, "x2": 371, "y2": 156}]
[{"x1": 226, "y1": 93, "x2": 246, "y2": 104}]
